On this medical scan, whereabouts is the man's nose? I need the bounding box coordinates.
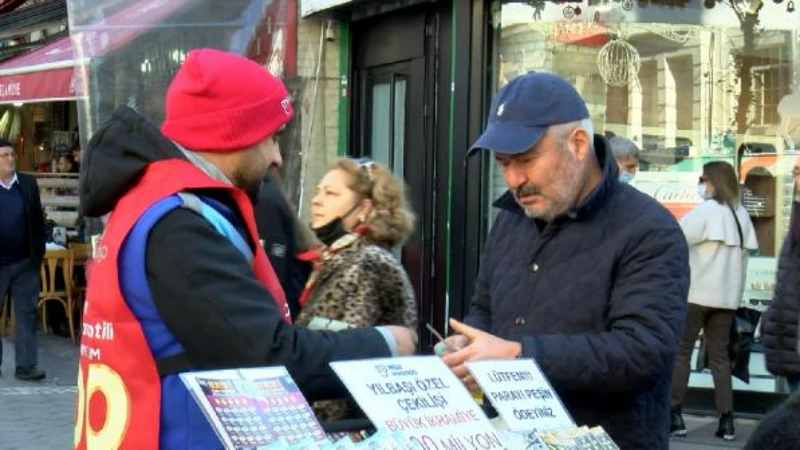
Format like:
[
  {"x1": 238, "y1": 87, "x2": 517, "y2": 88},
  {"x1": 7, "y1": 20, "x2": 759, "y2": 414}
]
[
  {"x1": 273, "y1": 145, "x2": 283, "y2": 169},
  {"x1": 504, "y1": 167, "x2": 527, "y2": 190}
]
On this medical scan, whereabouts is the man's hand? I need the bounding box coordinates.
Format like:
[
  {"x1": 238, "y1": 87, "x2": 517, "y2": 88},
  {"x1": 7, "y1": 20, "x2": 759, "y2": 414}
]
[
  {"x1": 386, "y1": 326, "x2": 418, "y2": 356},
  {"x1": 433, "y1": 334, "x2": 469, "y2": 356},
  {"x1": 441, "y1": 319, "x2": 522, "y2": 387}
]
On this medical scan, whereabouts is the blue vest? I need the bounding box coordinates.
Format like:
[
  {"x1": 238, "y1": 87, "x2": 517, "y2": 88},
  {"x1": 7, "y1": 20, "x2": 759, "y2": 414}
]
[{"x1": 118, "y1": 193, "x2": 252, "y2": 449}]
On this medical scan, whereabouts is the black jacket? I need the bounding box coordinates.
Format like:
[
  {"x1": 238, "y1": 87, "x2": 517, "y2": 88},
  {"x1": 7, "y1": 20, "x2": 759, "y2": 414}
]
[
  {"x1": 762, "y1": 204, "x2": 800, "y2": 377},
  {"x1": 17, "y1": 172, "x2": 46, "y2": 269},
  {"x1": 465, "y1": 136, "x2": 689, "y2": 449},
  {"x1": 80, "y1": 106, "x2": 392, "y2": 400},
  {"x1": 254, "y1": 178, "x2": 312, "y2": 320}
]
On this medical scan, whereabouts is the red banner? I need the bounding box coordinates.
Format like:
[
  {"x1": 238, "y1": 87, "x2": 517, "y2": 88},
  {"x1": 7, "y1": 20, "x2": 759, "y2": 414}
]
[
  {"x1": 0, "y1": 67, "x2": 75, "y2": 104},
  {"x1": 553, "y1": 22, "x2": 609, "y2": 46}
]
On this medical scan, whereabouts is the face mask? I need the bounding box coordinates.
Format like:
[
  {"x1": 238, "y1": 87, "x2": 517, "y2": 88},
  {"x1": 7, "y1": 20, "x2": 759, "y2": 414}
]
[
  {"x1": 312, "y1": 202, "x2": 362, "y2": 246},
  {"x1": 312, "y1": 217, "x2": 349, "y2": 247},
  {"x1": 696, "y1": 184, "x2": 711, "y2": 200},
  {"x1": 619, "y1": 171, "x2": 634, "y2": 184}
]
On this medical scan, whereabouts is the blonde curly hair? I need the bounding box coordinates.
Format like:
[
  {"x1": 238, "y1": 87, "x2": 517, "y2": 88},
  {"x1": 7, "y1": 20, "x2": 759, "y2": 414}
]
[{"x1": 331, "y1": 159, "x2": 415, "y2": 248}]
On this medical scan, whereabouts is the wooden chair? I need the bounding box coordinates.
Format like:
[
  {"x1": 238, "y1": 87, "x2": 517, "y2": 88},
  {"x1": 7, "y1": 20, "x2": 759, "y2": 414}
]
[
  {"x1": 68, "y1": 243, "x2": 92, "y2": 266},
  {"x1": 67, "y1": 242, "x2": 92, "y2": 314},
  {"x1": 38, "y1": 249, "x2": 76, "y2": 343}
]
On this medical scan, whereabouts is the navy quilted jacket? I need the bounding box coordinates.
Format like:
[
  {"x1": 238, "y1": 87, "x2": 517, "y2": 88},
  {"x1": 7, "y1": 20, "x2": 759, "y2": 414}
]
[
  {"x1": 465, "y1": 137, "x2": 689, "y2": 449},
  {"x1": 762, "y1": 204, "x2": 800, "y2": 377}
]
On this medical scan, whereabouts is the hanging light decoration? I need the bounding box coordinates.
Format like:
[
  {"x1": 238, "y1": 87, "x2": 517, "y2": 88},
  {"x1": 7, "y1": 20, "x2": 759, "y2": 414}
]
[
  {"x1": 597, "y1": 35, "x2": 641, "y2": 87},
  {"x1": 647, "y1": 24, "x2": 701, "y2": 44}
]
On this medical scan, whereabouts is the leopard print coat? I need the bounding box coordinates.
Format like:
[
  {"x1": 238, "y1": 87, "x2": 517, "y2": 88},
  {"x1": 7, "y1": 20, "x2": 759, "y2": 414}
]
[
  {"x1": 296, "y1": 239, "x2": 417, "y2": 331},
  {"x1": 295, "y1": 238, "x2": 417, "y2": 420}
]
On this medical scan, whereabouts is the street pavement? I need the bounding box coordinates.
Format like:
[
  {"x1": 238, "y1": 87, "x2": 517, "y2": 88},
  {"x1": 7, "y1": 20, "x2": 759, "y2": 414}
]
[
  {"x1": 0, "y1": 334, "x2": 764, "y2": 449},
  {"x1": 0, "y1": 334, "x2": 78, "y2": 450},
  {"x1": 670, "y1": 414, "x2": 759, "y2": 450}
]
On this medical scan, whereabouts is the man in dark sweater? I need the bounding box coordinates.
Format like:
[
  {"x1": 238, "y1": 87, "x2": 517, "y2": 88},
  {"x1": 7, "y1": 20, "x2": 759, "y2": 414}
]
[
  {"x1": 0, "y1": 138, "x2": 46, "y2": 381},
  {"x1": 254, "y1": 167, "x2": 312, "y2": 320}
]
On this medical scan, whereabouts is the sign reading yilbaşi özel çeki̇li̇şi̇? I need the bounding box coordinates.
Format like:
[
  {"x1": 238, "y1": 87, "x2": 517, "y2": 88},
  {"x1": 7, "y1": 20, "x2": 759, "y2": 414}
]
[
  {"x1": 330, "y1": 356, "x2": 508, "y2": 450},
  {"x1": 466, "y1": 359, "x2": 574, "y2": 432}
]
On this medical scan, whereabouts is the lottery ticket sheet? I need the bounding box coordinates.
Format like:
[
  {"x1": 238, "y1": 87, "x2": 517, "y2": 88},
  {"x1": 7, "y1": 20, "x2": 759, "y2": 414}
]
[{"x1": 181, "y1": 367, "x2": 327, "y2": 450}]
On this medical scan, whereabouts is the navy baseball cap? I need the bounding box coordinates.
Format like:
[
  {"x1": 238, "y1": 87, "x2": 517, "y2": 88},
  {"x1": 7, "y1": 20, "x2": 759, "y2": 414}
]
[{"x1": 469, "y1": 72, "x2": 590, "y2": 155}]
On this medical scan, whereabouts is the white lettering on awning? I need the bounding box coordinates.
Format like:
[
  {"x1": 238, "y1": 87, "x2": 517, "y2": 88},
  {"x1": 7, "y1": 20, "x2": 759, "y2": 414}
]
[{"x1": 0, "y1": 82, "x2": 21, "y2": 98}]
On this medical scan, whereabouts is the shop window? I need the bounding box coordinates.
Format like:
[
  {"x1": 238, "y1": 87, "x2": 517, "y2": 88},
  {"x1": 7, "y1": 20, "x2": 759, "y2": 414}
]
[
  {"x1": 639, "y1": 60, "x2": 659, "y2": 128},
  {"x1": 670, "y1": 55, "x2": 694, "y2": 131},
  {"x1": 749, "y1": 47, "x2": 791, "y2": 127}
]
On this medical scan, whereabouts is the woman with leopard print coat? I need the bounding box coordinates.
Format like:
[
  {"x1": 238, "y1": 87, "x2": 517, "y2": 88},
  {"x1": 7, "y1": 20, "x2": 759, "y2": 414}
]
[{"x1": 297, "y1": 158, "x2": 418, "y2": 420}]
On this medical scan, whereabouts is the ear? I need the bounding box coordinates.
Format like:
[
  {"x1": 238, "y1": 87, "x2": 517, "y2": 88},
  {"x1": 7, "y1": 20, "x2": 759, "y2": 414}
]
[
  {"x1": 569, "y1": 127, "x2": 592, "y2": 161},
  {"x1": 360, "y1": 198, "x2": 374, "y2": 218}
]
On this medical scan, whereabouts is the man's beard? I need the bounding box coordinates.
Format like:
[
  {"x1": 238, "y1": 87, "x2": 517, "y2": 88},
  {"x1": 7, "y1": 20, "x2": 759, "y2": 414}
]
[
  {"x1": 515, "y1": 153, "x2": 584, "y2": 221},
  {"x1": 233, "y1": 164, "x2": 267, "y2": 203}
]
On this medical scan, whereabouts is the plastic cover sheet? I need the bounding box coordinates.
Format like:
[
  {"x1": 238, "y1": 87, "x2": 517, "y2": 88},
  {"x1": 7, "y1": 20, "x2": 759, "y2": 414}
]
[{"x1": 66, "y1": 0, "x2": 305, "y2": 201}]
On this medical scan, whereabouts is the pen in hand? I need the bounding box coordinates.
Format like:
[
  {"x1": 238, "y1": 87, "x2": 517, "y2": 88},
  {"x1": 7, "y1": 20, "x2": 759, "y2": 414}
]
[{"x1": 426, "y1": 323, "x2": 459, "y2": 356}]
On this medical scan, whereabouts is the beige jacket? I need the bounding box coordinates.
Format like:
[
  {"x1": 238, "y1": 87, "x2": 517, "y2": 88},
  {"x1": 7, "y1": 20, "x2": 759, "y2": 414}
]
[{"x1": 680, "y1": 200, "x2": 758, "y2": 310}]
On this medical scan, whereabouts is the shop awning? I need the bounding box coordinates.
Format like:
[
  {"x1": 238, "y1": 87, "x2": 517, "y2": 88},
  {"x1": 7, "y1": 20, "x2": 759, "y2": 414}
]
[
  {"x1": 0, "y1": 36, "x2": 77, "y2": 105},
  {"x1": 0, "y1": 0, "x2": 191, "y2": 106}
]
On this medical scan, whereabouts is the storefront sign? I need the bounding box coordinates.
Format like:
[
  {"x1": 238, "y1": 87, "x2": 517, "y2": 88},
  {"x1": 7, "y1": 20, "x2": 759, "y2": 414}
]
[
  {"x1": 331, "y1": 357, "x2": 507, "y2": 450},
  {"x1": 300, "y1": 0, "x2": 352, "y2": 17},
  {"x1": 466, "y1": 360, "x2": 574, "y2": 432},
  {"x1": 0, "y1": 68, "x2": 75, "y2": 104},
  {"x1": 635, "y1": 171, "x2": 702, "y2": 220},
  {"x1": 743, "y1": 256, "x2": 777, "y2": 304}
]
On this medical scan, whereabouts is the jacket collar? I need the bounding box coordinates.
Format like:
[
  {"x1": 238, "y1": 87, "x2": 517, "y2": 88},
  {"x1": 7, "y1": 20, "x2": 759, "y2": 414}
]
[
  {"x1": 493, "y1": 134, "x2": 619, "y2": 223},
  {"x1": 175, "y1": 143, "x2": 234, "y2": 186}
]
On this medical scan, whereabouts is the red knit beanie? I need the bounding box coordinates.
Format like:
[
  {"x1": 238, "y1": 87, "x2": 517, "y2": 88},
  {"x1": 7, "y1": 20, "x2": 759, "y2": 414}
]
[{"x1": 161, "y1": 48, "x2": 294, "y2": 152}]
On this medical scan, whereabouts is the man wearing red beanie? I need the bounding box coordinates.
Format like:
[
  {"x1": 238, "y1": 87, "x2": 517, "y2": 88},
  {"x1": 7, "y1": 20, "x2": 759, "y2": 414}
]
[{"x1": 74, "y1": 49, "x2": 417, "y2": 450}]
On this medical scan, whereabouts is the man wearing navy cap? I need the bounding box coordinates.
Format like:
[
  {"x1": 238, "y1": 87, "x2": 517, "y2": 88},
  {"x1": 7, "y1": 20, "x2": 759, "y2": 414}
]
[{"x1": 439, "y1": 72, "x2": 689, "y2": 449}]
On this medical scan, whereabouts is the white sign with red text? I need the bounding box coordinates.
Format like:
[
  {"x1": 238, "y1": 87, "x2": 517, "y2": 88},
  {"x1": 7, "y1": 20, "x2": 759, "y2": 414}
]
[
  {"x1": 331, "y1": 356, "x2": 508, "y2": 450},
  {"x1": 466, "y1": 359, "x2": 574, "y2": 432}
]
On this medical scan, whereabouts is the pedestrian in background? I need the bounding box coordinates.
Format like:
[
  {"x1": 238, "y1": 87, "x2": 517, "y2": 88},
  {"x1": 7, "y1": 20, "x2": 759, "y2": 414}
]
[
  {"x1": 253, "y1": 166, "x2": 313, "y2": 320},
  {"x1": 0, "y1": 138, "x2": 47, "y2": 381},
  {"x1": 670, "y1": 161, "x2": 758, "y2": 441},
  {"x1": 608, "y1": 135, "x2": 640, "y2": 184}
]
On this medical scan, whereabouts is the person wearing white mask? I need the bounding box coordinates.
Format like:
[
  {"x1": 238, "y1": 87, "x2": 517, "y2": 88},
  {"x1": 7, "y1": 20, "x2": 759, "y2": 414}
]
[
  {"x1": 608, "y1": 135, "x2": 640, "y2": 184},
  {"x1": 670, "y1": 161, "x2": 758, "y2": 442}
]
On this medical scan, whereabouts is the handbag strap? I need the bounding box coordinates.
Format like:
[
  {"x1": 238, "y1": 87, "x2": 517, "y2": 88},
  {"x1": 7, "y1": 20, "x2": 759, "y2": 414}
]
[{"x1": 728, "y1": 204, "x2": 745, "y2": 249}]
